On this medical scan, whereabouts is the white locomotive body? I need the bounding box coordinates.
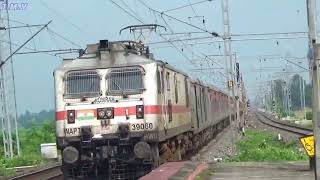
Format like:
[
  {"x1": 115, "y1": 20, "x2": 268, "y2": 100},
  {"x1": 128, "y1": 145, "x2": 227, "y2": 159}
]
[{"x1": 54, "y1": 40, "x2": 236, "y2": 179}]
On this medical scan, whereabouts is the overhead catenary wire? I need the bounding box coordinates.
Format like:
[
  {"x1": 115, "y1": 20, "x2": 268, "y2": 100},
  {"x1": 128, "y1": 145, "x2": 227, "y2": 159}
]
[
  {"x1": 160, "y1": 31, "x2": 308, "y2": 36},
  {"x1": 46, "y1": 28, "x2": 82, "y2": 48},
  {"x1": 39, "y1": 0, "x2": 88, "y2": 37},
  {"x1": 137, "y1": 0, "x2": 219, "y2": 37},
  {"x1": 27, "y1": 26, "x2": 37, "y2": 50},
  {"x1": 151, "y1": 36, "x2": 308, "y2": 45},
  {"x1": 0, "y1": 31, "x2": 62, "y2": 58},
  {"x1": 162, "y1": 0, "x2": 210, "y2": 13},
  {"x1": 119, "y1": 0, "x2": 144, "y2": 21},
  {"x1": 151, "y1": 9, "x2": 223, "y2": 70},
  {"x1": 109, "y1": 0, "x2": 194, "y2": 65},
  {"x1": 109, "y1": 0, "x2": 226, "y2": 83},
  {"x1": 157, "y1": 7, "x2": 225, "y2": 74},
  {"x1": 0, "y1": 17, "x2": 82, "y2": 51},
  {"x1": 0, "y1": 24, "x2": 48, "y2": 30},
  {"x1": 188, "y1": 0, "x2": 200, "y2": 16},
  {"x1": 109, "y1": 0, "x2": 144, "y2": 23},
  {"x1": 152, "y1": 1, "x2": 227, "y2": 79},
  {"x1": 152, "y1": 36, "x2": 309, "y2": 49},
  {"x1": 15, "y1": 48, "x2": 80, "y2": 55},
  {"x1": 0, "y1": 20, "x2": 53, "y2": 68}
]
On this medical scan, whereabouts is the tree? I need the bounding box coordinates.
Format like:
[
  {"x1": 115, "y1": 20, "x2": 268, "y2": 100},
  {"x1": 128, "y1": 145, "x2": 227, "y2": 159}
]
[{"x1": 289, "y1": 74, "x2": 302, "y2": 111}]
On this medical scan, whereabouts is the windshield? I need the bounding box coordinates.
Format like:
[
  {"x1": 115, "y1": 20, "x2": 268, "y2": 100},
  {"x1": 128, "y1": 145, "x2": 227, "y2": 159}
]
[
  {"x1": 65, "y1": 71, "x2": 100, "y2": 98},
  {"x1": 107, "y1": 67, "x2": 144, "y2": 94}
]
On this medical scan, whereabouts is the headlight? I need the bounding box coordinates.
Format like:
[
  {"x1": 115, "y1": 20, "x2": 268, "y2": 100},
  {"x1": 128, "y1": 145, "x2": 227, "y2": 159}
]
[
  {"x1": 136, "y1": 105, "x2": 144, "y2": 119},
  {"x1": 106, "y1": 108, "x2": 114, "y2": 119},
  {"x1": 97, "y1": 108, "x2": 114, "y2": 119},
  {"x1": 67, "y1": 110, "x2": 75, "y2": 124},
  {"x1": 98, "y1": 109, "x2": 105, "y2": 118}
]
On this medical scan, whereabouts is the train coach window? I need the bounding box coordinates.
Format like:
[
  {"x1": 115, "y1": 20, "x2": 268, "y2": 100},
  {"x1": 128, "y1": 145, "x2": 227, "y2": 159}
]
[
  {"x1": 65, "y1": 71, "x2": 100, "y2": 98},
  {"x1": 185, "y1": 78, "x2": 189, "y2": 107},
  {"x1": 174, "y1": 74, "x2": 179, "y2": 103},
  {"x1": 157, "y1": 68, "x2": 165, "y2": 94},
  {"x1": 107, "y1": 67, "x2": 144, "y2": 94},
  {"x1": 157, "y1": 69, "x2": 161, "y2": 94},
  {"x1": 166, "y1": 72, "x2": 170, "y2": 91}
]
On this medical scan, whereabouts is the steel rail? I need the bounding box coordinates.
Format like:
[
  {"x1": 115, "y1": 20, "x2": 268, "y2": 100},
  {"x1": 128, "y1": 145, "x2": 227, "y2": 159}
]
[
  {"x1": 8, "y1": 165, "x2": 62, "y2": 180},
  {"x1": 255, "y1": 111, "x2": 312, "y2": 136}
]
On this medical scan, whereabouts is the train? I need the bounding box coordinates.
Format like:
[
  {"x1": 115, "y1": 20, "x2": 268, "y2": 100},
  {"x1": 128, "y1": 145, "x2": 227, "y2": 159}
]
[{"x1": 54, "y1": 40, "x2": 242, "y2": 179}]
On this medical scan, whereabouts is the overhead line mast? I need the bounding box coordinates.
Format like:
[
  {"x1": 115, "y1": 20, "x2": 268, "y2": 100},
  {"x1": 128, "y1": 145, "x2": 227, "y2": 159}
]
[
  {"x1": 221, "y1": 0, "x2": 238, "y2": 149},
  {"x1": 307, "y1": 0, "x2": 320, "y2": 178},
  {"x1": 0, "y1": 19, "x2": 51, "y2": 158}
]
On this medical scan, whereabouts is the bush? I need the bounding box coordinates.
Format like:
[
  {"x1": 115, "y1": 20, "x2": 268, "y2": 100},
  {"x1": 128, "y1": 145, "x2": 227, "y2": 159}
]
[
  {"x1": 0, "y1": 120, "x2": 55, "y2": 175},
  {"x1": 306, "y1": 111, "x2": 313, "y2": 120}
]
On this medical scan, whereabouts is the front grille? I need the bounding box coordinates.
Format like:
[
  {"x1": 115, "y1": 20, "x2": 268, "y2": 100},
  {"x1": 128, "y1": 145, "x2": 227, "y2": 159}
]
[
  {"x1": 107, "y1": 67, "x2": 144, "y2": 94},
  {"x1": 65, "y1": 70, "x2": 100, "y2": 98}
]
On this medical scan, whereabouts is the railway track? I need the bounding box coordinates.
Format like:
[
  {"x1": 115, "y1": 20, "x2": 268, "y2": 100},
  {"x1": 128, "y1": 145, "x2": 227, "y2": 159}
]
[
  {"x1": 255, "y1": 111, "x2": 312, "y2": 136},
  {"x1": 8, "y1": 165, "x2": 62, "y2": 180}
]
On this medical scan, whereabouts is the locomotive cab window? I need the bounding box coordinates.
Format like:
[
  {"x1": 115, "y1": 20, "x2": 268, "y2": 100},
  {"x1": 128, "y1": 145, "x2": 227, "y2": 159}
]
[
  {"x1": 65, "y1": 71, "x2": 100, "y2": 98},
  {"x1": 107, "y1": 67, "x2": 144, "y2": 94}
]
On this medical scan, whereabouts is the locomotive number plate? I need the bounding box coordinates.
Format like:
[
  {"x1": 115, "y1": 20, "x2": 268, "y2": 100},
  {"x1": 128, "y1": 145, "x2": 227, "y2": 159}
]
[
  {"x1": 93, "y1": 97, "x2": 115, "y2": 104},
  {"x1": 64, "y1": 128, "x2": 80, "y2": 135},
  {"x1": 131, "y1": 123, "x2": 153, "y2": 131}
]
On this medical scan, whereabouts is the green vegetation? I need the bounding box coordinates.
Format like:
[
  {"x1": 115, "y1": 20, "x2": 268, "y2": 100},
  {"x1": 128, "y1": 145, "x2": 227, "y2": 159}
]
[
  {"x1": 306, "y1": 111, "x2": 313, "y2": 120},
  {"x1": 231, "y1": 130, "x2": 308, "y2": 162},
  {"x1": 266, "y1": 74, "x2": 312, "y2": 116},
  {"x1": 19, "y1": 110, "x2": 54, "y2": 128},
  {"x1": 0, "y1": 120, "x2": 55, "y2": 176},
  {"x1": 195, "y1": 166, "x2": 215, "y2": 180}
]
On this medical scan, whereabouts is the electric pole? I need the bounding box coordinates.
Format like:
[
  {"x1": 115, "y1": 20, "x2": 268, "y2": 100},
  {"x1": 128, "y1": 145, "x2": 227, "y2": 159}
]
[
  {"x1": 306, "y1": 0, "x2": 319, "y2": 178},
  {"x1": 221, "y1": 0, "x2": 239, "y2": 154}
]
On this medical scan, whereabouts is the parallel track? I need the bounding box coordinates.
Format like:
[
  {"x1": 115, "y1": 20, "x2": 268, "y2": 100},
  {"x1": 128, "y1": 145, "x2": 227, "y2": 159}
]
[
  {"x1": 255, "y1": 111, "x2": 312, "y2": 136},
  {"x1": 8, "y1": 165, "x2": 63, "y2": 180}
]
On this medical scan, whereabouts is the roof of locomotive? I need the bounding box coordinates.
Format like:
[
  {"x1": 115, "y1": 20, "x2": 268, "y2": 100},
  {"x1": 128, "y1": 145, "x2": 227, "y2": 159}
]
[{"x1": 57, "y1": 40, "x2": 225, "y2": 94}]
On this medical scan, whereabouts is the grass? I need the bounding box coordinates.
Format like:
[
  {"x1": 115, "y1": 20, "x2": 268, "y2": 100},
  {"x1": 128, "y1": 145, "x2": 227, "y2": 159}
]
[
  {"x1": 230, "y1": 130, "x2": 308, "y2": 162},
  {"x1": 195, "y1": 166, "x2": 215, "y2": 180},
  {"x1": 0, "y1": 154, "x2": 46, "y2": 177},
  {"x1": 195, "y1": 130, "x2": 309, "y2": 180}
]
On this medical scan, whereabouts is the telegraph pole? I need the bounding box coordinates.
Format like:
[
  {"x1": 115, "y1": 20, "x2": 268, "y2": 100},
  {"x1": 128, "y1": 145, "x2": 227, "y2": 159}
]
[{"x1": 306, "y1": 0, "x2": 320, "y2": 178}]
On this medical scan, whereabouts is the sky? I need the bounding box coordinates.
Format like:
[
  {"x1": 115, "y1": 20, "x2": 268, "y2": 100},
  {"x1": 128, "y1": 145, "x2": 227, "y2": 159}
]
[{"x1": 4, "y1": 0, "x2": 315, "y2": 114}]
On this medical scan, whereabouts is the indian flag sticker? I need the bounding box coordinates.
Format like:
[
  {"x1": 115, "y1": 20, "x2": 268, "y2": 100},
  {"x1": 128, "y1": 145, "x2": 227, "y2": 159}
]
[{"x1": 77, "y1": 110, "x2": 95, "y2": 121}]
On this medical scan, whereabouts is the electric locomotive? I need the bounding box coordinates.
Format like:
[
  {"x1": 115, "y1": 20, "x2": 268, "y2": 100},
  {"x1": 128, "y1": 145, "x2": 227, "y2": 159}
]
[{"x1": 54, "y1": 40, "x2": 234, "y2": 179}]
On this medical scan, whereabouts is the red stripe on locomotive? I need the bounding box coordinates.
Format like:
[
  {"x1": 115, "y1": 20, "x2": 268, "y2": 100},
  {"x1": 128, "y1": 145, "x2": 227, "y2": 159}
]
[{"x1": 55, "y1": 105, "x2": 191, "y2": 121}]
